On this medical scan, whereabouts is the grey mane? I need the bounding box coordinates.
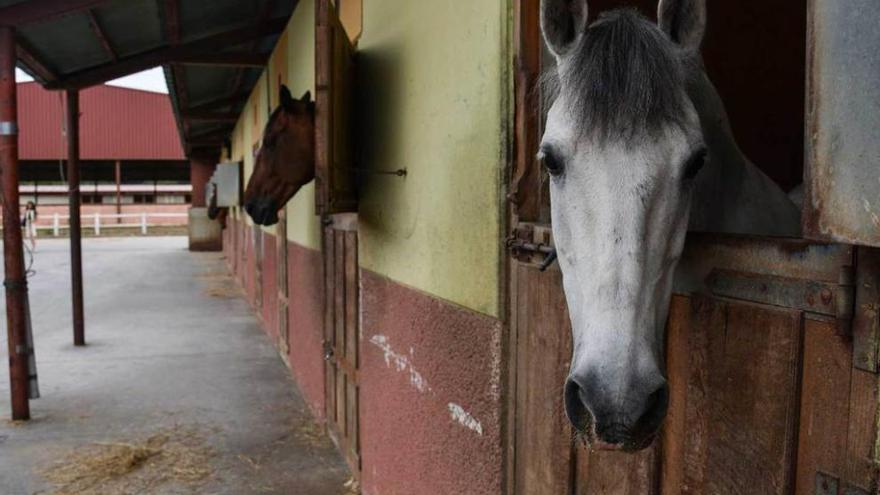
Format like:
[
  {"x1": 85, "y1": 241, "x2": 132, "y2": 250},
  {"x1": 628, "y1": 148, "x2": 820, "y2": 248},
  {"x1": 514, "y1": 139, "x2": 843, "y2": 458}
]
[{"x1": 546, "y1": 9, "x2": 689, "y2": 143}]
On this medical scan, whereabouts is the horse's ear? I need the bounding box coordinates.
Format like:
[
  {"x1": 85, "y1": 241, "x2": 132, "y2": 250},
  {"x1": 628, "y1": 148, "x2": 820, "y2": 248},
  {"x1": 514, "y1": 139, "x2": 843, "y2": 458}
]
[
  {"x1": 280, "y1": 85, "x2": 295, "y2": 111},
  {"x1": 300, "y1": 91, "x2": 311, "y2": 103},
  {"x1": 658, "y1": 0, "x2": 706, "y2": 52},
  {"x1": 541, "y1": 0, "x2": 589, "y2": 59}
]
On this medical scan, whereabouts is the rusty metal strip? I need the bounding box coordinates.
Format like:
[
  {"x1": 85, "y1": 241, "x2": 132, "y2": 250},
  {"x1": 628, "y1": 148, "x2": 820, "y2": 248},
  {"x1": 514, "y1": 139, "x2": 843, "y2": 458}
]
[{"x1": 708, "y1": 269, "x2": 843, "y2": 317}]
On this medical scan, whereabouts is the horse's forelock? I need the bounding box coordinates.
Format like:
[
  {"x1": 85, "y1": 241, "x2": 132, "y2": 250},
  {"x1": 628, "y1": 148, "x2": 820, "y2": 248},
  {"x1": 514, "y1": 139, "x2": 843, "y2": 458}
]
[{"x1": 553, "y1": 9, "x2": 689, "y2": 144}]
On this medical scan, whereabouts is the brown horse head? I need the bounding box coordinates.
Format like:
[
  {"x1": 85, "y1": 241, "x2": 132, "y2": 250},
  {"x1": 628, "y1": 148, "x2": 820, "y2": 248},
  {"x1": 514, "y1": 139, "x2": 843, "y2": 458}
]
[{"x1": 244, "y1": 85, "x2": 315, "y2": 226}]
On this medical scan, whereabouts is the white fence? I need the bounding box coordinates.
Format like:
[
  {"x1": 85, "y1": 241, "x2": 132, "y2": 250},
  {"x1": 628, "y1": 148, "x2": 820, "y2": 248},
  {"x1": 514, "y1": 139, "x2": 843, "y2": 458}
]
[{"x1": 36, "y1": 212, "x2": 188, "y2": 236}]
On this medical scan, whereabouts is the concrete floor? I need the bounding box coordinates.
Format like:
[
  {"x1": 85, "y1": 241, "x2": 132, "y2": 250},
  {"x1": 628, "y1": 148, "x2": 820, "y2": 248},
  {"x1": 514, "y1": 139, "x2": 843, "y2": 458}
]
[{"x1": 0, "y1": 237, "x2": 352, "y2": 495}]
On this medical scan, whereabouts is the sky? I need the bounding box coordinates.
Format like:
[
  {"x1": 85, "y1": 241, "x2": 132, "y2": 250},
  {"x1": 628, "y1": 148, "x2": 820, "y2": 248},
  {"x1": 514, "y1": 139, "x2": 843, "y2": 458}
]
[{"x1": 15, "y1": 66, "x2": 169, "y2": 94}]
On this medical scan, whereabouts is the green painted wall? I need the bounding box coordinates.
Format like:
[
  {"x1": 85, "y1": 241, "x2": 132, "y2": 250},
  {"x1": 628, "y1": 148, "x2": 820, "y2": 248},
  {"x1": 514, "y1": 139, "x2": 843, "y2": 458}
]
[
  {"x1": 279, "y1": 0, "x2": 321, "y2": 250},
  {"x1": 357, "y1": 0, "x2": 510, "y2": 317},
  {"x1": 229, "y1": 0, "x2": 321, "y2": 250},
  {"x1": 229, "y1": 0, "x2": 511, "y2": 316}
]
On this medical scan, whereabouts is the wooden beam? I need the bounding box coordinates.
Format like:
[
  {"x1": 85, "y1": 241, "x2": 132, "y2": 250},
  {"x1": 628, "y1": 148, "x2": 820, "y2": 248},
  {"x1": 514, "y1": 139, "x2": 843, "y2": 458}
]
[
  {"x1": 172, "y1": 52, "x2": 270, "y2": 67},
  {"x1": 0, "y1": 0, "x2": 112, "y2": 27},
  {"x1": 46, "y1": 17, "x2": 289, "y2": 89},
  {"x1": 85, "y1": 9, "x2": 117, "y2": 62},
  {"x1": 187, "y1": 92, "x2": 249, "y2": 114},
  {"x1": 160, "y1": 0, "x2": 190, "y2": 143},
  {"x1": 15, "y1": 37, "x2": 56, "y2": 83},
  {"x1": 181, "y1": 111, "x2": 239, "y2": 124},
  {"x1": 162, "y1": 0, "x2": 181, "y2": 45},
  {"x1": 188, "y1": 126, "x2": 233, "y2": 140},
  {"x1": 188, "y1": 140, "x2": 225, "y2": 148}
]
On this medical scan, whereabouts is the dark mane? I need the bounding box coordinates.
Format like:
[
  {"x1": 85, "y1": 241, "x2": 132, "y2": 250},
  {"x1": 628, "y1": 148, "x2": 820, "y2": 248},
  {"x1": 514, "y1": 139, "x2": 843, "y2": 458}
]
[{"x1": 551, "y1": 9, "x2": 688, "y2": 142}]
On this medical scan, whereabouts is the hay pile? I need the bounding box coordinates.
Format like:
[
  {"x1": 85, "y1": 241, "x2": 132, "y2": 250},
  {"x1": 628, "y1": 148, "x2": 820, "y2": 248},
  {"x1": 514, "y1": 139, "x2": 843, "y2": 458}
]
[
  {"x1": 198, "y1": 272, "x2": 241, "y2": 298},
  {"x1": 41, "y1": 425, "x2": 213, "y2": 495}
]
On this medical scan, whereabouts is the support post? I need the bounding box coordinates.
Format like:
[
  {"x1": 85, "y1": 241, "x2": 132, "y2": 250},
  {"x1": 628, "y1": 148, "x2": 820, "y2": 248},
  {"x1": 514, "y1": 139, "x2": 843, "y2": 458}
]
[
  {"x1": 66, "y1": 90, "x2": 85, "y2": 346},
  {"x1": 53, "y1": 213, "x2": 59, "y2": 237},
  {"x1": 0, "y1": 26, "x2": 31, "y2": 420},
  {"x1": 115, "y1": 159, "x2": 121, "y2": 223}
]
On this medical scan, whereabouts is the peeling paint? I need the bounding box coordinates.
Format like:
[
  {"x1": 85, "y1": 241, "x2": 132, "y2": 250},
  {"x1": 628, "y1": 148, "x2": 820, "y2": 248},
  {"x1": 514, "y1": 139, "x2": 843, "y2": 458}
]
[
  {"x1": 369, "y1": 335, "x2": 432, "y2": 393},
  {"x1": 447, "y1": 403, "x2": 483, "y2": 436},
  {"x1": 863, "y1": 198, "x2": 880, "y2": 229}
]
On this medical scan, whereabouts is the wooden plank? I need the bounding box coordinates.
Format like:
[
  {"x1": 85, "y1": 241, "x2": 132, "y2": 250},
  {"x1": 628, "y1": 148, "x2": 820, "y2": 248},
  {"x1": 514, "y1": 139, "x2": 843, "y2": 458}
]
[
  {"x1": 576, "y1": 447, "x2": 658, "y2": 494},
  {"x1": 344, "y1": 231, "x2": 358, "y2": 369},
  {"x1": 323, "y1": 227, "x2": 337, "y2": 423},
  {"x1": 510, "y1": 0, "x2": 543, "y2": 222},
  {"x1": 346, "y1": 371, "x2": 359, "y2": 467},
  {"x1": 687, "y1": 302, "x2": 803, "y2": 495},
  {"x1": 315, "y1": 0, "x2": 358, "y2": 214},
  {"x1": 660, "y1": 296, "x2": 693, "y2": 494},
  {"x1": 678, "y1": 296, "x2": 722, "y2": 494},
  {"x1": 334, "y1": 230, "x2": 346, "y2": 430},
  {"x1": 844, "y1": 369, "x2": 879, "y2": 491},
  {"x1": 795, "y1": 319, "x2": 852, "y2": 495},
  {"x1": 514, "y1": 264, "x2": 573, "y2": 495},
  {"x1": 343, "y1": 230, "x2": 360, "y2": 470}
]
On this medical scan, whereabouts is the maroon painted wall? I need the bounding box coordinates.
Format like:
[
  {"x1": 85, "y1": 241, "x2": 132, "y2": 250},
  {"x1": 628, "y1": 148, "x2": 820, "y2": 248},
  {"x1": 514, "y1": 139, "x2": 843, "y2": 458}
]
[
  {"x1": 225, "y1": 216, "x2": 327, "y2": 420},
  {"x1": 223, "y1": 217, "x2": 506, "y2": 494},
  {"x1": 359, "y1": 270, "x2": 504, "y2": 495},
  {"x1": 286, "y1": 241, "x2": 327, "y2": 419},
  {"x1": 261, "y1": 234, "x2": 278, "y2": 342}
]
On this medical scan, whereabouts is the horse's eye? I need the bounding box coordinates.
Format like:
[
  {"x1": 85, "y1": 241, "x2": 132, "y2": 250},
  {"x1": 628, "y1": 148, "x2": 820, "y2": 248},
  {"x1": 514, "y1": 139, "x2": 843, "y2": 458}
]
[
  {"x1": 540, "y1": 149, "x2": 565, "y2": 177},
  {"x1": 683, "y1": 148, "x2": 708, "y2": 180}
]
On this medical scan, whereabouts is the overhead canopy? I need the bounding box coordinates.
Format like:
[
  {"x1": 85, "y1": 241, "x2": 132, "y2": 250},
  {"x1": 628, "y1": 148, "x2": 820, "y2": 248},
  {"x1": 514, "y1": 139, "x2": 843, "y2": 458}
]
[{"x1": 1, "y1": 0, "x2": 297, "y2": 158}]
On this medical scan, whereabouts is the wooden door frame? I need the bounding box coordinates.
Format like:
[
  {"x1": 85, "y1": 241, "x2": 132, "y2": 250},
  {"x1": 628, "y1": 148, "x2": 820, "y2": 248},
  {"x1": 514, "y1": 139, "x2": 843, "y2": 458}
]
[
  {"x1": 504, "y1": 1, "x2": 546, "y2": 493},
  {"x1": 322, "y1": 212, "x2": 361, "y2": 476},
  {"x1": 277, "y1": 209, "x2": 290, "y2": 358}
]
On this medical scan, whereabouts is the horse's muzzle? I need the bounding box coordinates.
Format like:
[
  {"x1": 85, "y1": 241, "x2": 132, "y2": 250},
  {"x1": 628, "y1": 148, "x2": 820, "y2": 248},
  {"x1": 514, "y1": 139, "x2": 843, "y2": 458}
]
[{"x1": 245, "y1": 197, "x2": 279, "y2": 226}]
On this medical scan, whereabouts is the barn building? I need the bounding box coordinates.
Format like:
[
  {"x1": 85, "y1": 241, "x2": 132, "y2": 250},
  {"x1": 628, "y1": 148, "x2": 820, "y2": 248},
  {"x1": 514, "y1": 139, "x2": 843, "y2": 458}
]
[{"x1": 16, "y1": 82, "x2": 191, "y2": 226}]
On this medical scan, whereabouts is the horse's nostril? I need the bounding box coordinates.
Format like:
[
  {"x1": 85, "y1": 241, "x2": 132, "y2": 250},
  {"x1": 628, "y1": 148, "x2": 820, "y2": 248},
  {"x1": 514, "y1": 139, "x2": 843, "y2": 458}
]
[
  {"x1": 635, "y1": 383, "x2": 669, "y2": 435},
  {"x1": 564, "y1": 378, "x2": 594, "y2": 431}
]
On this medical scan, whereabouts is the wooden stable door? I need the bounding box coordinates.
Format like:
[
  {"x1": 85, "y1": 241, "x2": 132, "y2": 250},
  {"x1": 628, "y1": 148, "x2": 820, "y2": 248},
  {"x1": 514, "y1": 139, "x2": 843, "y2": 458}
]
[
  {"x1": 277, "y1": 210, "x2": 290, "y2": 356},
  {"x1": 508, "y1": 229, "x2": 880, "y2": 495},
  {"x1": 323, "y1": 217, "x2": 360, "y2": 474}
]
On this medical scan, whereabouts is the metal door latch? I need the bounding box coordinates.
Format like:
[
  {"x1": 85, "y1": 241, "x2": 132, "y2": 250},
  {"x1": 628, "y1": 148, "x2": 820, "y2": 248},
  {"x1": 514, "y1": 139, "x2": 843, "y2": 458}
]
[
  {"x1": 323, "y1": 340, "x2": 335, "y2": 361},
  {"x1": 507, "y1": 225, "x2": 558, "y2": 271}
]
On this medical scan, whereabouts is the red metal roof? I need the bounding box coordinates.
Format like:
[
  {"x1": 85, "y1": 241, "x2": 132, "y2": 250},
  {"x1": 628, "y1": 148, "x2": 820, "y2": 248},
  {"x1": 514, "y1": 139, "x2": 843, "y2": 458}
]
[{"x1": 17, "y1": 82, "x2": 185, "y2": 161}]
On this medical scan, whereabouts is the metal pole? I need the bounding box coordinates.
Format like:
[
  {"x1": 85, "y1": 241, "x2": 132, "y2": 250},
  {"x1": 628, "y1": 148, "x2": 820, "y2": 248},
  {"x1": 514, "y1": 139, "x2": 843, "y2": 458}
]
[
  {"x1": 115, "y1": 159, "x2": 121, "y2": 223},
  {"x1": 66, "y1": 90, "x2": 85, "y2": 347},
  {"x1": 0, "y1": 26, "x2": 31, "y2": 420}
]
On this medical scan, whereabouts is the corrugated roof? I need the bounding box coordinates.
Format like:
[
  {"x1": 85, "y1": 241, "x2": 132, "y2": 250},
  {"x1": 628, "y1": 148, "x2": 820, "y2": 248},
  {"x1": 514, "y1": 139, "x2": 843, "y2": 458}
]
[
  {"x1": 5, "y1": 0, "x2": 297, "y2": 158},
  {"x1": 17, "y1": 82, "x2": 185, "y2": 160}
]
